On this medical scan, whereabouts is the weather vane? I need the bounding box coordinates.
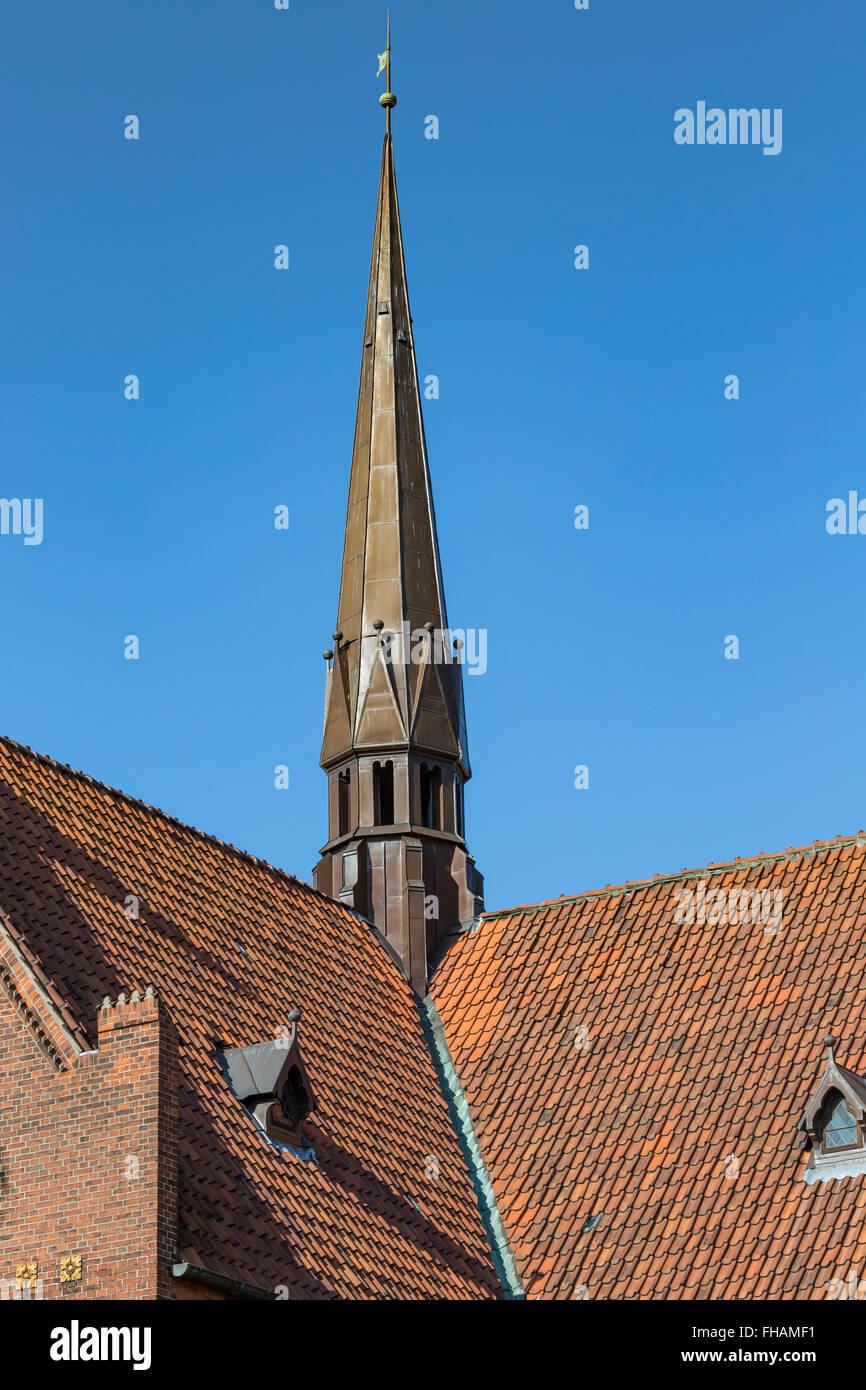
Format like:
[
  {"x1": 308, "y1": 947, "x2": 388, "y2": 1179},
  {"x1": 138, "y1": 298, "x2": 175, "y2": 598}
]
[{"x1": 377, "y1": 11, "x2": 397, "y2": 124}]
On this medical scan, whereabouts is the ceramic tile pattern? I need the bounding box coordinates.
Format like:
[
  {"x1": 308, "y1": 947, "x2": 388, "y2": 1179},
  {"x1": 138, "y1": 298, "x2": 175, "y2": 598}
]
[
  {"x1": 0, "y1": 737, "x2": 499, "y2": 1300},
  {"x1": 433, "y1": 838, "x2": 866, "y2": 1299}
]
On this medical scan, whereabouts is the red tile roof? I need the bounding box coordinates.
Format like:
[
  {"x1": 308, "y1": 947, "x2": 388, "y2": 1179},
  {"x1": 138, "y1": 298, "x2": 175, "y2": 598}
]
[
  {"x1": 0, "y1": 737, "x2": 499, "y2": 1300},
  {"x1": 432, "y1": 836, "x2": 866, "y2": 1299}
]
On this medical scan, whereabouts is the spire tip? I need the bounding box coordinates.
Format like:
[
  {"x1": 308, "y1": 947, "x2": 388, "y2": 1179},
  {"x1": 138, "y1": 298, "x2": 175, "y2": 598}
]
[{"x1": 377, "y1": 11, "x2": 396, "y2": 120}]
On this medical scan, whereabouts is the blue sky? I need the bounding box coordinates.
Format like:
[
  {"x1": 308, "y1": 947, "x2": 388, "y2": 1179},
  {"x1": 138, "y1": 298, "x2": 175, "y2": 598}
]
[{"x1": 1, "y1": 0, "x2": 864, "y2": 911}]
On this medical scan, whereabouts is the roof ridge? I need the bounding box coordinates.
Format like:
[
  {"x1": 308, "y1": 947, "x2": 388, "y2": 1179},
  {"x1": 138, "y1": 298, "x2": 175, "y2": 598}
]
[
  {"x1": 0, "y1": 734, "x2": 352, "y2": 919},
  {"x1": 485, "y1": 831, "x2": 866, "y2": 920}
]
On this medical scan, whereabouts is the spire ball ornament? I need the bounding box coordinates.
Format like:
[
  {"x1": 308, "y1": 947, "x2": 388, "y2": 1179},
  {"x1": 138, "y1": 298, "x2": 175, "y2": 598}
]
[{"x1": 379, "y1": 91, "x2": 397, "y2": 109}]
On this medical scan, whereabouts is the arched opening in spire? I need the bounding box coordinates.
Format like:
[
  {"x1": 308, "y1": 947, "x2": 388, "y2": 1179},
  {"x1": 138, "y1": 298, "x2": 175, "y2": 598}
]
[
  {"x1": 337, "y1": 768, "x2": 351, "y2": 837},
  {"x1": 373, "y1": 760, "x2": 394, "y2": 826},
  {"x1": 420, "y1": 763, "x2": 442, "y2": 830}
]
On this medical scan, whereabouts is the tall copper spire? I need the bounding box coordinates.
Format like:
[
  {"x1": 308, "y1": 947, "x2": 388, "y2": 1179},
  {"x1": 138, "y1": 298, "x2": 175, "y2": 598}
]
[{"x1": 313, "y1": 41, "x2": 483, "y2": 995}]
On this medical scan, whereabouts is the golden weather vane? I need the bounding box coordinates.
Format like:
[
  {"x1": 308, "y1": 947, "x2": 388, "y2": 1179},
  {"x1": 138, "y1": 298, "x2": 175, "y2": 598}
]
[{"x1": 378, "y1": 11, "x2": 397, "y2": 124}]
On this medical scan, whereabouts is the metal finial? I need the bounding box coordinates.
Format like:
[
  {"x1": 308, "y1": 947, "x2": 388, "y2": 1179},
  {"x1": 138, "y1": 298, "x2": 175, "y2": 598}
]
[
  {"x1": 825, "y1": 1034, "x2": 837, "y2": 1061},
  {"x1": 379, "y1": 11, "x2": 396, "y2": 120}
]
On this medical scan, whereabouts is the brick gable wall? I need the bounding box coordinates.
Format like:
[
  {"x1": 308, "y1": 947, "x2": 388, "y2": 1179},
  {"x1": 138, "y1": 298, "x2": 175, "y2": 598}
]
[{"x1": 0, "y1": 986, "x2": 179, "y2": 1300}]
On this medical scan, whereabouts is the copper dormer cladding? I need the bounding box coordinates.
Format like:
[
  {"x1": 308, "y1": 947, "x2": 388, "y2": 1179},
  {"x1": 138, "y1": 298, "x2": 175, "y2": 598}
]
[
  {"x1": 219, "y1": 1008, "x2": 315, "y2": 1150},
  {"x1": 314, "y1": 36, "x2": 483, "y2": 995}
]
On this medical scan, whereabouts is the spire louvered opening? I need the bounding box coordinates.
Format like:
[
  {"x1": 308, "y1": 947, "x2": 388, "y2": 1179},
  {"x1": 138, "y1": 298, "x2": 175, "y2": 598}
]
[
  {"x1": 420, "y1": 763, "x2": 442, "y2": 830},
  {"x1": 373, "y1": 760, "x2": 394, "y2": 826},
  {"x1": 338, "y1": 768, "x2": 351, "y2": 837}
]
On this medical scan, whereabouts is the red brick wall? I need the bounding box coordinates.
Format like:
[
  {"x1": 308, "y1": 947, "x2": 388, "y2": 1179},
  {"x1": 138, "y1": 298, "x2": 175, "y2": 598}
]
[{"x1": 0, "y1": 984, "x2": 178, "y2": 1300}]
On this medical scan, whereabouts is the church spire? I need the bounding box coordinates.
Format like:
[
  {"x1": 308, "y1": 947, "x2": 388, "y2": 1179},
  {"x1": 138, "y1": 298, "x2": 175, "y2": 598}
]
[{"x1": 313, "y1": 39, "x2": 483, "y2": 995}]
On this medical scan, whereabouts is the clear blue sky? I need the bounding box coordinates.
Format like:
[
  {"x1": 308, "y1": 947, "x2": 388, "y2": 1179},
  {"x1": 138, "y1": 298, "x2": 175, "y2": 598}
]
[{"x1": 1, "y1": 0, "x2": 864, "y2": 912}]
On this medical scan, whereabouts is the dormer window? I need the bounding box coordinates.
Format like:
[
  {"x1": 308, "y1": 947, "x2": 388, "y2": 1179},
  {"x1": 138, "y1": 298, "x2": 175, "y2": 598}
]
[
  {"x1": 280, "y1": 1065, "x2": 310, "y2": 1131},
  {"x1": 820, "y1": 1093, "x2": 860, "y2": 1153},
  {"x1": 218, "y1": 1008, "x2": 315, "y2": 1153},
  {"x1": 801, "y1": 1036, "x2": 866, "y2": 1183}
]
